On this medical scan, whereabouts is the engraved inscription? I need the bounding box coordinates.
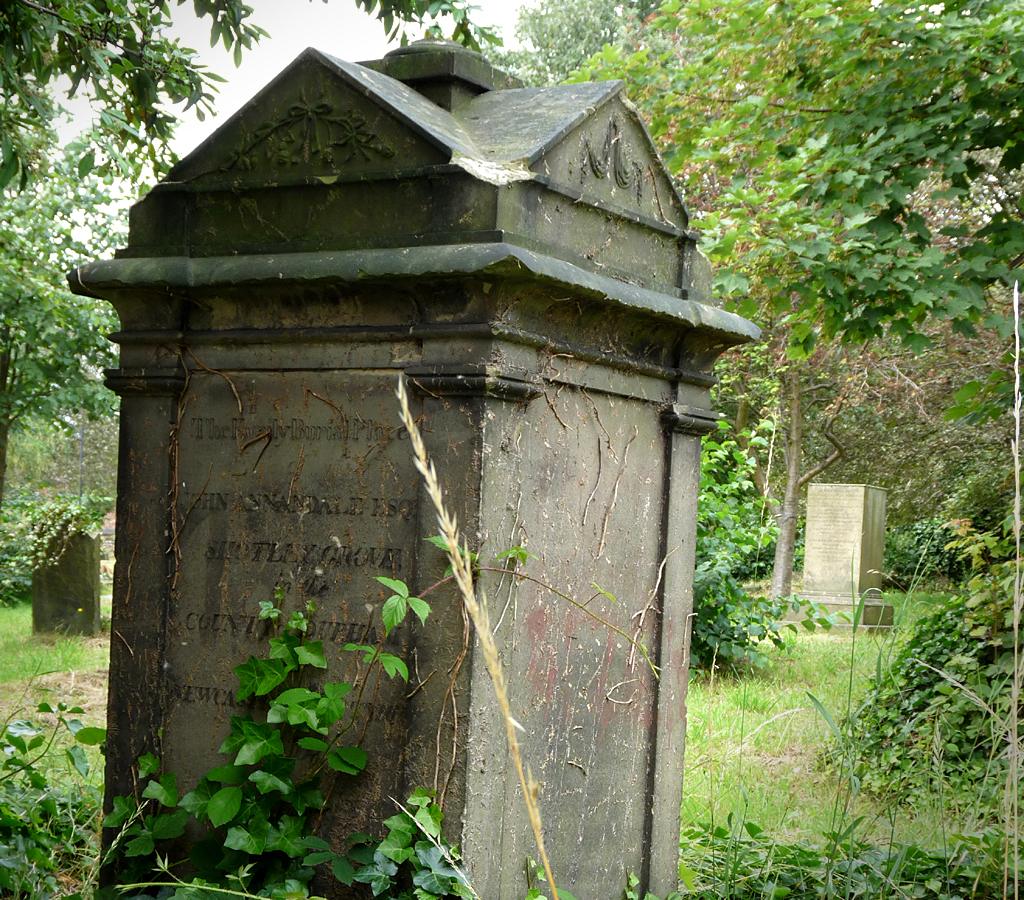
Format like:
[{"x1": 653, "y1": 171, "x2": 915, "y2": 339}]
[
  {"x1": 578, "y1": 116, "x2": 645, "y2": 204},
  {"x1": 190, "y1": 416, "x2": 408, "y2": 444},
  {"x1": 204, "y1": 540, "x2": 404, "y2": 573},
  {"x1": 182, "y1": 491, "x2": 414, "y2": 521},
  {"x1": 182, "y1": 611, "x2": 377, "y2": 646}
]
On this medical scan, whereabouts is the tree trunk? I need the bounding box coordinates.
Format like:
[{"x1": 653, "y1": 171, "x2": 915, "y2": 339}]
[
  {"x1": 770, "y1": 371, "x2": 802, "y2": 598},
  {"x1": 0, "y1": 417, "x2": 9, "y2": 514}
]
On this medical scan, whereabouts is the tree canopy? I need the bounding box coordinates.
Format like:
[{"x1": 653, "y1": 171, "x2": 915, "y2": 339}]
[{"x1": 582, "y1": 0, "x2": 1023, "y2": 352}]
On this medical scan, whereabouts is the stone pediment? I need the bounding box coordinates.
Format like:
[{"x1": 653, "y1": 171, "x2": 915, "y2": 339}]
[
  {"x1": 465, "y1": 87, "x2": 688, "y2": 231},
  {"x1": 166, "y1": 48, "x2": 688, "y2": 235},
  {"x1": 167, "y1": 49, "x2": 475, "y2": 184}
]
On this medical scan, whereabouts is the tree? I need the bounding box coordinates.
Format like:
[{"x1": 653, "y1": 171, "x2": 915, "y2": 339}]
[
  {"x1": 0, "y1": 147, "x2": 122, "y2": 510},
  {"x1": 0, "y1": 0, "x2": 496, "y2": 189},
  {"x1": 495, "y1": 0, "x2": 659, "y2": 86},
  {"x1": 583, "y1": 0, "x2": 1023, "y2": 594}
]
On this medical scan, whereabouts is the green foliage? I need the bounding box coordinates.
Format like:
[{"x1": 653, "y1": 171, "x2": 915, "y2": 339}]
[
  {"x1": 0, "y1": 146, "x2": 122, "y2": 509},
  {"x1": 495, "y1": 0, "x2": 657, "y2": 86},
  {"x1": 0, "y1": 701, "x2": 102, "y2": 898},
  {"x1": 834, "y1": 522, "x2": 1015, "y2": 807},
  {"x1": 0, "y1": 492, "x2": 111, "y2": 606},
  {"x1": 884, "y1": 518, "x2": 967, "y2": 587},
  {"x1": 347, "y1": 789, "x2": 474, "y2": 897},
  {"x1": 581, "y1": 0, "x2": 1023, "y2": 356},
  {"x1": 107, "y1": 584, "x2": 462, "y2": 897},
  {"x1": 694, "y1": 422, "x2": 827, "y2": 668},
  {"x1": 679, "y1": 819, "x2": 1010, "y2": 898}
]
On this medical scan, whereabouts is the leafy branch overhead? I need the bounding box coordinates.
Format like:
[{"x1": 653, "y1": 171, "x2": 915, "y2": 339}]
[
  {"x1": 581, "y1": 0, "x2": 1023, "y2": 352},
  {"x1": 0, "y1": 0, "x2": 495, "y2": 188}
]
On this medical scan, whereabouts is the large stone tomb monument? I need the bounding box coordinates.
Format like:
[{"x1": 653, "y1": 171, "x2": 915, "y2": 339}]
[
  {"x1": 32, "y1": 532, "x2": 102, "y2": 636},
  {"x1": 802, "y1": 483, "x2": 891, "y2": 626},
  {"x1": 71, "y1": 41, "x2": 757, "y2": 896}
]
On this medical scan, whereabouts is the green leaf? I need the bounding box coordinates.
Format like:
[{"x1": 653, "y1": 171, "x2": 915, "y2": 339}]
[
  {"x1": 142, "y1": 773, "x2": 178, "y2": 808},
  {"x1": 104, "y1": 794, "x2": 136, "y2": 829},
  {"x1": 806, "y1": 691, "x2": 840, "y2": 739},
  {"x1": 74, "y1": 725, "x2": 106, "y2": 746},
  {"x1": 375, "y1": 575, "x2": 409, "y2": 597},
  {"x1": 297, "y1": 736, "x2": 329, "y2": 752},
  {"x1": 124, "y1": 831, "x2": 155, "y2": 857},
  {"x1": 76, "y1": 149, "x2": 95, "y2": 177},
  {"x1": 382, "y1": 594, "x2": 408, "y2": 634},
  {"x1": 295, "y1": 640, "x2": 327, "y2": 668},
  {"x1": 378, "y1": 652, "x2": 409, "y2": 681},
  {"x1": 66, "y1": 744, "x2": 90, "y2": 777},
  {"x1": 234, "y1": 727, "x2": 285, "y2": 767},
  {"x1": 137, "y1": 753, "x2": 160, "y2": 778},
  {"x1": 207, "y1": 785, "x2": 243, "y2": 827},
  {"x1": 249, "y1": 769, "x2": 292, "y2": 795},
  {"x1": 151, "y1": 808, "x2": 189, "y2": 839},
  {"x1": 327, "y1": 745, "x2": 368, "y2": 775},
  {"x1": 407, "y1": 596, "x2": 431, "y2": 626}
]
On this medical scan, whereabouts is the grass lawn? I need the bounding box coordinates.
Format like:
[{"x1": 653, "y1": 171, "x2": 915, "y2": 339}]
[
  {"x1": 0, "y1": 599, "x2": 111, "y2": 729},
  {"x1": 681, "y1": 590, "x2": 971, "y2": 848}
]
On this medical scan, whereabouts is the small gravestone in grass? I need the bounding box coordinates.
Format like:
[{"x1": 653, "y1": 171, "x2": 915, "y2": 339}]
[
  {"x1": 32, "y1": 532, "x2": 102, "y2": 636},
  {"x1": 802, "y1": 483, "x2": 892, "y2": 627}
]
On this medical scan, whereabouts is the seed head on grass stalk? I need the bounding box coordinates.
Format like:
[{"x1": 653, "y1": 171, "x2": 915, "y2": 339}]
[{"x1": 396, "y1": 376, "x2": 562, "y2": 900}]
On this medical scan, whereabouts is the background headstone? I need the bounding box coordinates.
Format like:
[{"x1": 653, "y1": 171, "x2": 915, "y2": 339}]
[
  {"x1": 31, "y1": 532, "x2": 102, "y2": 636},
  {"x1": 71, "y1": 41, "x2": 758, "y2": 897},
  {"x1": 802, "y1": 483, "x2": 891, "y2": 627}
]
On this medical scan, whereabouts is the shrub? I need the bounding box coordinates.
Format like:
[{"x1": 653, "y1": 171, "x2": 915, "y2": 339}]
[
  {"x1": 693, "y1": 423, "x2": 825, "y2": 668},
  {"x1": 0, "y1": 492, "x2": 110, "y2": 606},
  {"x1": 679, "y1": 819, "x2": 1010, "y2": 898},
  {"x1": 0, "y1": 703, "x2": 103, "y2": 897},
  {"x1": 884, "y1": 518, "x2": 966, "y2": 586},
  {"x1": 834, "y1": 520, "x2": 1014, "y2": 808}
]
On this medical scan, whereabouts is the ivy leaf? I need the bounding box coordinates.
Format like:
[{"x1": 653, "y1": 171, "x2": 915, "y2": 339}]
[
  {"x1": 137, "y1": 753, "x2": 161, "y2": 778},
  {"x1": 179, "y1": 780, "x2": 215, "y2": 819},
  {"x1": 332, "y1": 855, "x2": 356, "y2": 884},
  {"x1": 249, "y1": 769, "x2": 292, "y2": 795},
  {"x1": 298, "y1": 736, "x2": 329, "y2": 752},
  {"x1": 235, "y1": 657, "x2": 288, "y2": 700},
  {"x1": 295, "y1": 640, "x2": 327, "y2": 669},
  {"x1": 327, "y1": 746, "x2": 368, "y2": 775},
  {"x1": 266, "y1": 814, "x2": 306, "y2": 857},
  {"x1": 151, "y1": 808, "x2": 189, "y2": 839},
  {"x1": 207, "y1": 785, "x2": 243, "y2": 827},
  {"x1": 124, "y1": 831, "x2": 155, "y2": 857},
  {"x1": 142, "y1": 773, "x2": 178, "y2": 808},
  {"x1": 234, "y1": 725, "x2": 285, "y2": 767},
  {"x1": 103, "y1": 794, "x2": 135, "y2": 829}
]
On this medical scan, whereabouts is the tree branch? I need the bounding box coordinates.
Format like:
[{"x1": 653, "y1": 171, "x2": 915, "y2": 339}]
[{"x1": 797, "y1": 410, "x2": 845, "y2": 489}]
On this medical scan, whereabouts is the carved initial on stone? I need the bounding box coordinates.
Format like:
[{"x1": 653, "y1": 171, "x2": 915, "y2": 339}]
[
  {"x1": 224, "y1": 95, "x2": 396, "y2": 172},
  {"x1": 579, "y1": 116, "x2": 645, "y2": 203}
]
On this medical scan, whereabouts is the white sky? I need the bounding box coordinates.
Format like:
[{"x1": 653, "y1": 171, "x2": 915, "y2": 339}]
[{"x1": 162, "y1": 0, "x2": 527, "y2": 156}]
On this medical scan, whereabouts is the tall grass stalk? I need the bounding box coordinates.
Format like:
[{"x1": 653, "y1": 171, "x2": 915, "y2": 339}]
[
  {"x1": 1009, "y1": 278, "x2": 1022, "y2": 899},
  {"x1": 395, "y1": 377, "x2": 561, "y2": 899}
]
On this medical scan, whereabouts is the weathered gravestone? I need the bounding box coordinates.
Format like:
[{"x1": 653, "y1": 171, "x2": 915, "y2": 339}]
[
  {"x1": 71, "y1": 40, "x2": 758, "y2": 896},
  {"x1": 802, "y1": 483, "x2": 892, "y2": 627},
  {"x1": 32, "y1": 532, "x2": 102, "y2": 636}
]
